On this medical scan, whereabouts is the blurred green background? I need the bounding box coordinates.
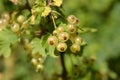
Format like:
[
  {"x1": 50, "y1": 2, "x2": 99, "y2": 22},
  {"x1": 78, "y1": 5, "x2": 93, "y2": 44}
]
[{"x1": 0, "y1": 0, "x2": 120, "y2": 80}]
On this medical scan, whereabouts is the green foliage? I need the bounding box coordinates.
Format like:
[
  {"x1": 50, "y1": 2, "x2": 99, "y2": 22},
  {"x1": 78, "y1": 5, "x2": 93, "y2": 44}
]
[
  {"x1": 0, "y1": 29, "x2": 17, "y2": 57},
  {"x1": 31, "y1": 38, "x2": 46, "y2": 57},
  {"x1": 0, "y1": 0, "x2": 120, "y2": 80}
]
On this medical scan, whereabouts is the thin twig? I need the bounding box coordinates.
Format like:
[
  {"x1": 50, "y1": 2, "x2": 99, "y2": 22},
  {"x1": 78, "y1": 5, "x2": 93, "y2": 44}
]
[{"x1": 51, "y1": 15, "x2": 57, "y2": 29}]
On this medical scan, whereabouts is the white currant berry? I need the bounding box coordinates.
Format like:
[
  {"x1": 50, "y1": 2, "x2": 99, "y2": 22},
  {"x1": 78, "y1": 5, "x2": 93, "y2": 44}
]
[
  {"x1": 36, "y1": 64, "x2": 44, "y2": 72},
  {"x1": 67, "y1": 24, "x2": 77, "y2": 33},
  {"x1": 38, "y1": 57, "x2": 44, "y2": 64},
  {"x1": 0, "y1": 19, "x2": 8, "y2": 30},
  {"x1": 2, "y1": 18, "x2": 8, "y2": 25},
  {"x1": 58, "y1": 32, "x2": 69, "y2": 42},
  {"x1": 17, "y1": 15, "x2": 25, "y2": 24},
  {"x1": 57, "y1": 42, "x2": 67, "y2": 52},
  {"x1": 70, "y1": 43, "x2": 80, "y2": 53},
  {"x1": 2, "y1": 13, "x2": 10, "y2": 21},
  {"x1": 74, "y1": 36, "x2": 83, "y2": 45},
  {"x1": 48, "y1": 36, "x2": 58, "y2": 46},
  {"x1": 31, "y1": 58, "x2": 38, "y2": 66},
  {"x1": 53, "y1": 30, "x2": 59, "y2": 36},
  {"x1": 11, "y1": 23, "x2": 20, "y2": 32},
  {"x1": 67, "y1": 15, "x2": 77, "y2": 24},
  {"x1": 57, "y1": 26, "x2": 64, "y2": 33}
]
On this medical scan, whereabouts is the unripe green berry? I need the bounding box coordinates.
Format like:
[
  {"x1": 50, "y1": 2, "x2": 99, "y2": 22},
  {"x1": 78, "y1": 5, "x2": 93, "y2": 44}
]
[
  {"x1": 17, "y1": 15, "x2": 25, "y2": 24},
  {"x1": 90, "y1": 56, "x2": 96, "y2": 62},
  {"x1": 24, "y1": 43, "x2": 32, "y2": 52},
  {"x1": 11, "y1": 23, "x2": 20, "y2": 32},
  {"x1": 74, "y1": 37, "x2": 83, "y2": 45},
  {"x1": 70, "y1": 43, "x2": 80, "y2": 53},
  {"x1": 58, "y1": 32, "x2": 69, "y2": 42},
  {"x1": 48, "y1": 36, "x2": 58, "y2": 46},
  {"x1": 67, "y1": 24, "x2": 77, "y2": 33},
  {"x1": 31, "y1": 52, "x2": 41, "y2": 59},
  {"x1": 57, "y1": 42, "x2": 67, "y2": 52}
]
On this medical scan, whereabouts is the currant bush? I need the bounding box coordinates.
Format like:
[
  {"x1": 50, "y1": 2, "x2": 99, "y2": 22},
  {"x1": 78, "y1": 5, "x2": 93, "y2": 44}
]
[{"x1": 0, "y1": 0, "x2": 100, "y2": 80}]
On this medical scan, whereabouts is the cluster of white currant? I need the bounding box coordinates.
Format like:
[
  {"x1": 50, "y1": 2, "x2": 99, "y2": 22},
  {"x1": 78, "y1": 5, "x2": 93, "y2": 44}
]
[
  {"x1": 47, "y1": 15, "x2": 83, "y2": 54},
  {"x1": 0, "y1": 12, "x2": 26, "y2": 34},
  {"x1": 11, "y1": 15, "x2": 26, "y2": 34},
  {"x1": 0, "y1": 13, "x2": 10, "y2": 31},
  {"x1": 31, "y1": 53, "x2": 44, "y2": 72}
]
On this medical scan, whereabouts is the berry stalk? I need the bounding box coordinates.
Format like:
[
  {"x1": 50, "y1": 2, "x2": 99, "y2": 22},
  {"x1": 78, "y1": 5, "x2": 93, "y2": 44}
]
[{"x1": 60, "y1": 52, "x2": 67, "y2": 80}]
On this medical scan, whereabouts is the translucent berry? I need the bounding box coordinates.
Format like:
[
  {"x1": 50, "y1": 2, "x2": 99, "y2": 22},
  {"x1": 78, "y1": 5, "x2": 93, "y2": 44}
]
[
  {"x1": 67, "y1": 24, "x2": 77, "y2": 33},
  {"x1": 53, "y1": 30, "x2": 59, "y2": 36},
  {"x1": 2, "y1": 18, "x2": 8, "y2": 26},
  {"x1": 67, "y1": 15, "x2": 77, "y2": 24},
  {"x1": 48, "y1": 36, "x2": 58, "y2": 46},
  {"x1": 2, "y1": 12, "x2": 10, "y2": 21},
  {"x1": 70, "y1": 43, "x2": 80, "y2": 53},
  {"x1": 17, "y1": 15, "x2": 25, "y2": 24},
  {"x1": 74, "y1": 37, "x2": 83, "y2": 45},
  {"x1": 57, "y1": 26, "x2": 64, "y2": 33},
  {"x1": 31, "y1": 58, "x2": 38, "y2": 66},
  {"x1": 36, "y1": 64, "x2": 44, "y2": 72},
  {"x1": 57, "y1": 42, "x2": 67, "y2": 52},
  {"x1": 38, "y1": 57, "x2": 44, "y2": 64},
  {"x1": 11, "y1": 23, "x2": 20, "y2": 32},
  {"x1": 58, "y1": 32, "x2": 69, "y2": 42}
]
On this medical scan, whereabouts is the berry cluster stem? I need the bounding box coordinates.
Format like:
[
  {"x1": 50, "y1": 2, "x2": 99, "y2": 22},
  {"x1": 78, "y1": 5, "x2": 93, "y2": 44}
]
[
  {"x1": 60, "y1": 53, "x2": 67, "y2": 80},
  {"x1": 51, "y1": 15, "x2": 57, "y2": 29}
]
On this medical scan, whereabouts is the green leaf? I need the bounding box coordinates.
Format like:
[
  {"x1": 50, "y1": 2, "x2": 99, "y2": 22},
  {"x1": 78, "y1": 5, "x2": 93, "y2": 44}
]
[
  {"x1": 3, "y1": 47, "x2": 11, "y2": 57},
  {"x1": 47, "y1": 45, "x2": 57, "y2": 58},
  {"x1": 70, "y1": 54, "x2": 79, "y2": 65},
  {"x1": 64, "y1": 53, "x2": 73, "y2": 75},
  {"x1": 41, "y1": 34, "x2": 58, "y2": 58},
  {"x1": 0, "y1": 29, "x2": 17, "y2": 57},
  {"x1": 31, "y1": 38, "x2": 46, "y2": 57}
]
